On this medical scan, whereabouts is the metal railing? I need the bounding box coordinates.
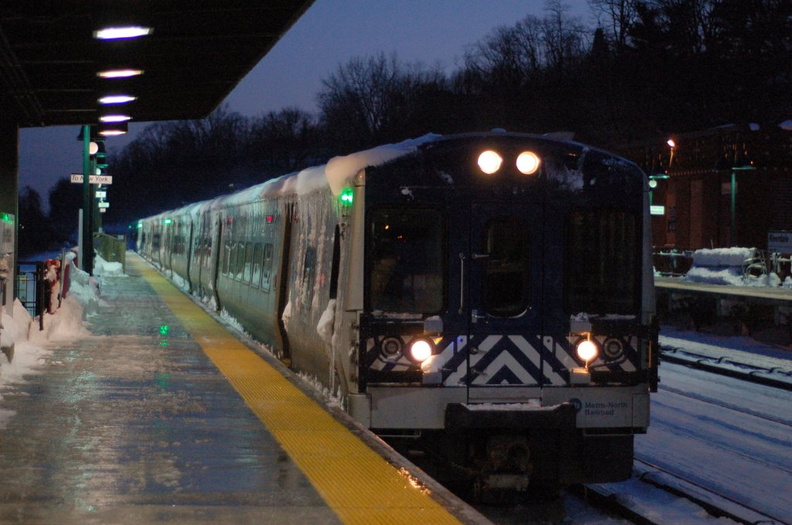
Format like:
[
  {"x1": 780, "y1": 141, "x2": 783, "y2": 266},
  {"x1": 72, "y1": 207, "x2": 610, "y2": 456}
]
[{"x1": 15, "y1": 261, "x2": 46, "y2": 331}]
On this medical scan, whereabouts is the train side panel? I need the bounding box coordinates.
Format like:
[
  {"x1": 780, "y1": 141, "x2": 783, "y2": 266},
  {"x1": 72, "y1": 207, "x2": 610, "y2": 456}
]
[{"x1": 281, "y1": 188, "x2": 348, "y2": 390}]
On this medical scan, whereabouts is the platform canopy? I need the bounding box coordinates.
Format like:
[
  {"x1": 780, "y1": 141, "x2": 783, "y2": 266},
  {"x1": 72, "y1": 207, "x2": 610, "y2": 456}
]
[{"x1": 0, "y1": 1, "x2": 315, "y2": 128}]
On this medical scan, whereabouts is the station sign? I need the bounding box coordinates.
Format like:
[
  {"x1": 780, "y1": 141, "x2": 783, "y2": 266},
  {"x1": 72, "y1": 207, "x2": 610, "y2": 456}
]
[
  {"x1": 95, "y1": 190, "x2": 107, "y2": 198},
  {"x1": 768, "y1": 231, "x2": 792, "y2": 253},
  {"x1": 650, "y1": 205, "x2": 665, "y2": 216},
  {"x1": 70, "y1": 174, "x2": 113, "y2": 185}
]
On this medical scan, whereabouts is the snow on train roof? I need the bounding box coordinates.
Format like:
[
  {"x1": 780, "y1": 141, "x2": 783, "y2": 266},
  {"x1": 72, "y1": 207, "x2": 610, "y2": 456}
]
[{"x1": 215, "y1": 133, "x2": 442, "y2": 209}]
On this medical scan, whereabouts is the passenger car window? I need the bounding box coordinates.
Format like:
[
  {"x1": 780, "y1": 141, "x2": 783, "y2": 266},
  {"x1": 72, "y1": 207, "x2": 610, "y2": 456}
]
[
  {"x1": 261, "y1": 243, "x2": 273, "y2": 292},
  {"x1": 252, "y1": 243, "x2": 263, "y2": 287}
]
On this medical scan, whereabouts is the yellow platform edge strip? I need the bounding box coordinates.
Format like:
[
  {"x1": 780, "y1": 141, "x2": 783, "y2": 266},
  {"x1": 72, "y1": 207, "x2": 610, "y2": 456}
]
[{"x1": 131, "y1": 256, "x2": 461, "y2": 525}]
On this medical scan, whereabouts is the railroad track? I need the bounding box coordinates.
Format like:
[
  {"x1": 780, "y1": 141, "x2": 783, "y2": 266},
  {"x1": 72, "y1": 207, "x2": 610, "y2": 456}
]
[
  {"x1": 572, "y1": 456, "x2": 788, "y2": 525},
  {"x1": 659, "y1": 344, "x2": 792, "y2": 390},
  {"x1": 658, "y1": 380, "x2": 792, "y2": 428}
]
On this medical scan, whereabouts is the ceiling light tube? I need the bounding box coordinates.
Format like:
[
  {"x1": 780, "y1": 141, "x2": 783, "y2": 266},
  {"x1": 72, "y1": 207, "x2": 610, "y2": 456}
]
[
  {"x1": 99, "y1": 114, "x2": 132, "y2": 123},
  {"x1": 97, "y1": 69, "x2": 144, "y2": 79},
  {"x1": 94, "y1": 26, "x2": 152, "y2": 40},
  {"x1": 99, "y1": 95, "x2": 137, "y2": 105},
  {"x1": 98, "y1": 122, "x2": 129, "y2": 136}
]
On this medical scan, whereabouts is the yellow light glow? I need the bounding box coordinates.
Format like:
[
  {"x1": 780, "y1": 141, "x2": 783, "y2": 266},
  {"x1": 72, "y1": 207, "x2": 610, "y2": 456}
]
[
  {"x1": 516, "y1": 151, "x2": 541, "y2": 175},
  {"x1": 409, "y1": 339, "x2": 433, "y2": 363},
  {"x1": 576, "y1": 339, "x2": 598, "y2": 362},
  {"x1": 477, "y1": 150, "x2": 503, "y2": 174},
  {"x1": 98, "y1": 128, "x2": 127, "y2": 137}
]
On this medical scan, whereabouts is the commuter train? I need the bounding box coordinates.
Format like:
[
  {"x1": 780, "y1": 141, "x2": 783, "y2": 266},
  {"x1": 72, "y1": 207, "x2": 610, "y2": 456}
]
[{"x1": 137, "y1": 131, "x2": 659, "y2": 497}]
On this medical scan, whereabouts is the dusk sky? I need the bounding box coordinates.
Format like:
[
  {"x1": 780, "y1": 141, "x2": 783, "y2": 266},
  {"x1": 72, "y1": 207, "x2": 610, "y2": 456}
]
[{"x1": 18, "y1": 0, "x2": 589, "y2": 204}]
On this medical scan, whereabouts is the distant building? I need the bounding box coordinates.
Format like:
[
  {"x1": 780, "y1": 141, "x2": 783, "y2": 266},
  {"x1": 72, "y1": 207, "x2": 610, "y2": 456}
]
[{"x1": 619, "y1": 123, "x2": 792, "y2": 252}]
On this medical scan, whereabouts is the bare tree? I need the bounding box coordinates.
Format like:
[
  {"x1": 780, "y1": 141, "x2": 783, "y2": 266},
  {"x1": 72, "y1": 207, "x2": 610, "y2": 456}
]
[
  {"x1": 542, "y1": 0, "x2": 590, "y2": 74},
  {"x1": 318, "y1": 52, "x2": 446, "y2": 150},
  {"x1": 588, "y1": 0, "x2": 639, "y2": 54}
]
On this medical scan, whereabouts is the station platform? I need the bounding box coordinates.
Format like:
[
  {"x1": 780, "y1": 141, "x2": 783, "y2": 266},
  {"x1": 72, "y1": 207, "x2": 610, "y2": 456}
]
[
  {"x1": 655, "y1": 275, "x2": 792, "y2": 304},
  {"x1": 0, "y1": 252, "x2": 486, "y2": 524}
]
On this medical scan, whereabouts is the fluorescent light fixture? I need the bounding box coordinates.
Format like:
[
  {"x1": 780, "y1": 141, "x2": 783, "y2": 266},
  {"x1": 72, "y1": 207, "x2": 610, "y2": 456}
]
[
  {"x1": 97, "y1": 68, "x2": 143, "y2": 79},
  {"x1": 99, "y1": 95, "x2": 137, "y2": 105},
  {"x1": 99, "y1": 114, "x2": 132, "y2": 123},
  {"x1": 94, "y1": 26, "x2": 152, "y2": 40},
  {"x1": 98, "y1": 122, "x2": 129, "y2": 136}
]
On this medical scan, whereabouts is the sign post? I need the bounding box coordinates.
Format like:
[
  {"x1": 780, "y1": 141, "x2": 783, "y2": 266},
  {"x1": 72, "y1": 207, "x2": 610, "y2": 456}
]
[{"x1": 81, "y1": 125, "x2": 93, "y2": 275}]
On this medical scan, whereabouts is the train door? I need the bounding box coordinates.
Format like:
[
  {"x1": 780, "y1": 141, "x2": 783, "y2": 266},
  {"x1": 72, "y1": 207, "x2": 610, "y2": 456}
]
[{"x1": 464, "y1": 200, "x2": 548, "y2": 398}]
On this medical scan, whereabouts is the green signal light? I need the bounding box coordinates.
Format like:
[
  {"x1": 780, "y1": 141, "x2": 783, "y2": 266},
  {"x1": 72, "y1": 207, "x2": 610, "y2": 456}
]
[
  {"x1": 159, "y1": 325, "x2": 169, "y2": 335},
  {"x1": 339, "y1": 187, "x2": 354, "y2": 206},
  {"x1": 163, "y1": 217, "x2": 172, "y2": 225}
]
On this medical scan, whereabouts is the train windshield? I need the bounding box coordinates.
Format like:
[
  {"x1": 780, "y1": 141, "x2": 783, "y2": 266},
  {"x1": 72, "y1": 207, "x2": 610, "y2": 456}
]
[
  {"x1": 481, "y1": 216, "x2": 531, "y2": 317},
  {"x1": 565, "y1": 210, "x2": 640, "y2": 315},
  {"x1": 368, "y1": 207, "x2": 445, "y2": 314}
]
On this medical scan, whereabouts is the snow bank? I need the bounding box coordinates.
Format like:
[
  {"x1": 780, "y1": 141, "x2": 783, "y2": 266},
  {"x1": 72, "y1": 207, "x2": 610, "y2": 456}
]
[
  {"x1": 690, "y1": 247, "x2": 755, "y2": 267},
  {"x1": 684, "y1": 247, "x2": 764, "y2": 286},
  {"x1": 0, "y1": 253, "x2": 122, "y2": 428}
]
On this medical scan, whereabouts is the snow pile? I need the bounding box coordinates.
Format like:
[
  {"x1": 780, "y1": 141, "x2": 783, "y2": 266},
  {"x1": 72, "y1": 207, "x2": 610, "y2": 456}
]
[
  {"x1": 683, "y1": 247, "x2": 778, "y2": 286},
  {"x1": 1, "y1": 254, "x2": 122, "y2": 427},
  {"x1": 325, "y1": 134, "x2": 440, "y2": 196}
]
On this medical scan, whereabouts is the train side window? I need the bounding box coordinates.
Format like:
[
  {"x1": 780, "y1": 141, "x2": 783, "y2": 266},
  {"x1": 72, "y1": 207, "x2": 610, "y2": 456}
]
[
  {"x1": 261, "y1": 243, "x2": 273, "y2": 292},
  {"x1": 565, "y1": 210, "x2": 639, "y2": 314},
  {"x1": 243, "y1": 242, "x2": 253, "y2": 283},
  {"x1": 301, "y1": 246, "x2": 317, "y2": 309},
  {"x1": 329, "y1": 225, "x2": 341, "y2": 300},
  {"x1": 231, "y1": 242, "x2": 242, "y2": 280},
  {"x1": 222, "y1": 240, "x2": 231, "y2": 275},
  {"x1": 252, "y1": 243, "x2": 263, "y2": 288},
  {"x1": 481, "y1": 216, "x2": 531, "y2": 317}
]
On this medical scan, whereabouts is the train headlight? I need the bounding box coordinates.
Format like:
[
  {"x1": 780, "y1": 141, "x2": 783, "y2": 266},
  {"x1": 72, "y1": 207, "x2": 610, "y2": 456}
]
[
  {"x1": 478, "y1": 150, "x2": 503, "y2": 174},
  {"x1": 516, "y1": 151, "x2": 541, "y2": 175},
  {"x1": 576, "y1": 337, "x2": 598, "y2": 364},
  {"x1": 407, "y1": 338, "x2": 434, "y2": 363}
]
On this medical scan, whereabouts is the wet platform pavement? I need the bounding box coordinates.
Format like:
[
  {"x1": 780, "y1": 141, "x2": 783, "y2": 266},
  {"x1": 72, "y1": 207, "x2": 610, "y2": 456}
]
[{"x1": 0, "y1": 253, "x2": 485, "y2": 524}]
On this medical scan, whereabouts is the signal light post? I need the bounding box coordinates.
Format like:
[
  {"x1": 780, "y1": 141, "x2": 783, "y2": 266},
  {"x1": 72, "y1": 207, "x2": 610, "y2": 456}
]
[{"x1": 80, "y1": 125, "x2": 95, "y2": 275}]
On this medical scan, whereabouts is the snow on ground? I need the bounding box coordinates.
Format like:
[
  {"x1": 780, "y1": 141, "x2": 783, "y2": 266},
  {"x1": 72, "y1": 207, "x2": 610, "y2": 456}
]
[{"x1": 0, "y1": 255, "x2": 122, "y2": 428}]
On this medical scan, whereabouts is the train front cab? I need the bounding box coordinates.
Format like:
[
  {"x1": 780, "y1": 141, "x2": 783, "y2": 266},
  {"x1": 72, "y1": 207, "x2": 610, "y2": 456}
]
[{"x1": 348, "y1": 134, "x2": 658, "y2": 494}]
